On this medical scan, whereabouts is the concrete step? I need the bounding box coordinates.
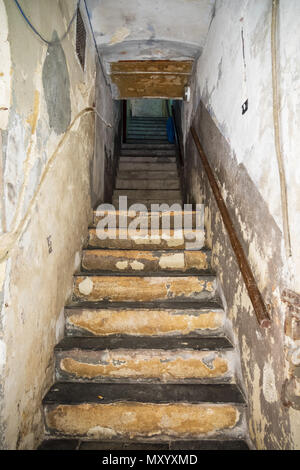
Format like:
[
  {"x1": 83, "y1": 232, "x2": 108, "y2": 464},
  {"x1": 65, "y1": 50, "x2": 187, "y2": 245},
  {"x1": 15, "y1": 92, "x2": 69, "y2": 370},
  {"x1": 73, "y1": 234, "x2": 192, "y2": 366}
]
[
  {"x1": 112, "y1": 199, "x2": 183, "y2": 210},
  {"x1": 126, "y1": 137, "x2": 168, "y2": 142},
  {"x1": 87, "y1": 228, "x2": 205, "y2": 250},
  {"x1": 54, "y1": 336, "x2": 234, "y2": 383},
  {"x1": 43, "y1": 382, "x2": 246, "y2": 441},
  {"x1": 121, "y1": 149, "x2": 175, "y2": 156},
  {"x1": 38, "y1": 438, "x2": 249, "y2": 450},
  {"x1": 82, "y1": 249, "x2": 211, "y2": 273},
  {"x1": 113, "y1": 190, "x2": 182, "y2": 200},
  {"x1": 72, "y1": 273, "x2": 217, "y2": 303},
  {"x1": 116, "y1": 178, "x2": 180, "y2": 190},
  {"x1": 122, "y1": 143, "x2": 175, "y2": 149},
  {"x1": 92, "y1": 209, "x2": 199, "y2": 228},
  {"x1": 118, "y1": 162, "x2": 177, "y2": 172},
  {"x1": 64, "y1": 301, "x2": 225, "y2": 337},
  {"x1": 117, "y1": 170, "x2": 178, "y2": 179},
  {"x1": 119, "y1": 156, "x2": 176, "y2": 163},
  {"x1": 127, "y1": 128, "x2": 167, "y2": 134}
]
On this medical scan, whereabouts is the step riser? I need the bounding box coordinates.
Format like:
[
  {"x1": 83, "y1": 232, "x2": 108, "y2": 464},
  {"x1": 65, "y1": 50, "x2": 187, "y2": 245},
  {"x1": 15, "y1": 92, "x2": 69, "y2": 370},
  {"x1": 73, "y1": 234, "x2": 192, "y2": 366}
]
[
  {"x1": 119, "y1": 157, "x2": 176, "y2": 163},
  {"x1": 73, "y1": 276, "x2": 217, "y2": 303},
  {"x1": 65, "y1": 308, "x2": 225, "y2": 337},
  {"x1": 55, "y1": 350, "x2": 234, "y2": 382},
  {"x1": 112, "y1": 200, "x2": 183, "y2": 209},
  {"x1": 93, "y1": 211, "x2": 198, "y2": 228},
  {"x1": 122, "y1": 144, "x2": 175, "y2": 149},
  {"x1": 119, "y1": 163, "x2": 177, "y2": 171},
  {"x1": 87, "y1": 229, "x2": 205, "y2": 250},
  {"x1": 44, "y1": 403, "x2": 245, "y2": 440},
  {"x1": 116, "y1": 179, "x2": 180, "y2": 190},
  {"x1": 82, "y1": 250, "x2": 210, "y2": 273},
  {"x1": 121, "y1": 150, "x2": 175, "y2": 156},
  {"x1": 117, "y1": 171, "x2": 178, "y2": 179},
  {"x1": 113, "y1": 190, "x2": 182, "y2": 200}
]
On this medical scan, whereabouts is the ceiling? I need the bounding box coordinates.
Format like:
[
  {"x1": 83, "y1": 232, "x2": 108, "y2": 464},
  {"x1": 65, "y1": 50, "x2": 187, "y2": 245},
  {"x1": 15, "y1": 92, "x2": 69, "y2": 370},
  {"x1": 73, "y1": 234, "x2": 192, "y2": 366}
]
[{"x1": 85, "y1": 0, "x2": 216, "y2": 98}]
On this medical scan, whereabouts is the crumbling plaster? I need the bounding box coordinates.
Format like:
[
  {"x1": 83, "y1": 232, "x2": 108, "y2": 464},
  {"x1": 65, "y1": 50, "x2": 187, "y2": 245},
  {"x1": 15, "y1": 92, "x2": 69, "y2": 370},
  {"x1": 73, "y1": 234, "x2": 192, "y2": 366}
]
[
  {"x1": 180, "y1": 0, "x2": 300, "y2": 449},
  {"x1": 86, "y1": 0, "x2": 216, "y2": 86},
  {"x1": 0, "y1": 0, "x2": 117, "y2": 449}
]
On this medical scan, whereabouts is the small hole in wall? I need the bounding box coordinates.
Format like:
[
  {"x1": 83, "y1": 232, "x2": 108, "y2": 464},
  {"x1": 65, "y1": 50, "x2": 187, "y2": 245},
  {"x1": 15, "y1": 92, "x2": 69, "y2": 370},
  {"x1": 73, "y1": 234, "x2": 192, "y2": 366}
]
[
  {"x1": 47, "y1": 236, "x2": 53, "y2": 254},
  {"x1": 76, "y1": 9, "x2": 86, "y2": 71}
]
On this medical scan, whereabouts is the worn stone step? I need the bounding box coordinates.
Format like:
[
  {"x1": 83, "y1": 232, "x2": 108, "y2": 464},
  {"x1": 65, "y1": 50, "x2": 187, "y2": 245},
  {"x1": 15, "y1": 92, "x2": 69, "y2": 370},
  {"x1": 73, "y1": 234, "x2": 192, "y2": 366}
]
[
  {"x1": 54, "y1": 336, "x2": 234, "y2": 383},
  {"x1": 73, "y1": 273, "x2": 217, "y2": 303},
  {"x1": 127, "y1": 134, "x2": 168, "y2": 140},
  {"x1": 121, "y1": 149, "x2": 175, "y2": 156},
  {"x1": 119, "y1": 156, "x2": 176, "y2": 163},
  {"x1": 118, "y1": 162, "x2": 177, "y2": 172},
  {"x1": 116, "y1": 178, "x2": 180, "y2": 190},
  {"x1": 127, "y1": 129, "x2": 167, "y2": 134},
  {"x1": 38, "y1": 438, "x2": 249, "y2": 450},
  {"x1": 64, "y1": 301, "x2": 225, "y2": 337},
  {"x1": 122, "y1": 143, "x2": 175, "y2": 149},
  {"x1": 112, "y1": 200, "x2": 183, "y2": 210},
  {"x1": 43, "y1": 382, "x2": 246, "y2": 440},
  {"x1": 113, "y1": 190, "x2": 182, "y2": 200},
  {"x1": 87, "y1": 228, "x2": 205, "y2": 250},
  {"x1": 117, "y1": 170, "x2": 178, "y2": 179},
  {"x1": 82, "y1": 249, "x2": 210, "y2": 273},
  {"x1": 92, "y1": 209, "x2": 199, "y2": 229}
]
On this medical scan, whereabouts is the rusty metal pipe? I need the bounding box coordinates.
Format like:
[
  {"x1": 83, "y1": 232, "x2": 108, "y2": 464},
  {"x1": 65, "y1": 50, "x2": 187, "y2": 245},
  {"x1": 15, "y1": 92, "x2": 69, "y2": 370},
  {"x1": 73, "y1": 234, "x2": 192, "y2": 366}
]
[{"x1": 191, "y1": 127, "x2": 271, "y2": 328}]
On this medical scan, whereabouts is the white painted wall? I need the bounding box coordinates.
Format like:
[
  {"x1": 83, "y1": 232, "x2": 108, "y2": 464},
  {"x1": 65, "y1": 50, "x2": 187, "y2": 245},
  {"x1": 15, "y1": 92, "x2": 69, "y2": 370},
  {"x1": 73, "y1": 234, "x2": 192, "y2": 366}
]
[{"x1": 183, "y1": 0, "x2": 300, "y2": 292}]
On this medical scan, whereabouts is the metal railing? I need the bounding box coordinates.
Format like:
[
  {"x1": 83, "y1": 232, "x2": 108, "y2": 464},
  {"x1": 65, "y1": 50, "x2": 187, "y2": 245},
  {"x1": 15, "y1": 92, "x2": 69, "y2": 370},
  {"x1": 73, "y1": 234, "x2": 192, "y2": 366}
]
[{"x1": 191, "y1": 127, "x2": 271, "y2": 328}]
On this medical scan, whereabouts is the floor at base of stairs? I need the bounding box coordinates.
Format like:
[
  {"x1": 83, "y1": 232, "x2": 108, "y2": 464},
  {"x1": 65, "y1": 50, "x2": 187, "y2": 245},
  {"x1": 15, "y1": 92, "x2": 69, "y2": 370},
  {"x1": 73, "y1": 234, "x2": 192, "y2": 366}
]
[{"x1": 38, "y1": 439, "x2": 249, "y2": 450}]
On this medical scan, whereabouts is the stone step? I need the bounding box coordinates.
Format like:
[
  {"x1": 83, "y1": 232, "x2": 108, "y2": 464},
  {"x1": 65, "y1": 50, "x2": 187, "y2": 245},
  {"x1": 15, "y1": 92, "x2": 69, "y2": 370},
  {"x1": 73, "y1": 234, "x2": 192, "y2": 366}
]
[
  {"x1": 116, "y1": 178, "x2": 180, "y2": 190},
  {"x1": 122, "y1": 143, "x2": 175, "y2": 149},
  {"x1": 121, "y1": 149, "x2": 175, "y2": 156},
  {"x1": 92, "y1": 209, "x2": 198, "y2": 228},
  {"x1": 82, "y1": 249, "x2": 210, "y2": 273},
  {"x1": 54, "y1": 336, "x2": 234, "y2": 383},
  {"x1": 117, "y1": 170, "x2": 178, "y2": 179},
  {"x1": 119, "y1": 156, "x2": 176, "y2": 163},
  {"x1": 113, "y1": 190, "x2": 182, "y2": 200},
  {"x1": 87, "y1": 228, "x2": 205, "y2": 250},
  {"x1": 112, "y1": 199, "x2": 183, "y2": 210},
  {"x1": 72, "y1": 273, "x2": 217, "y2": 303},
  {"x1": 127, "y1": 128, "x2": 167, "y2": 134},
  {"x1": 38, "y1": 438, "x2": 249, "y2": 450},
  {"x1": 118, "y1": 162, "x2": 177, "y2": 172},
  {"x1": 64, "y1": 301, "x2": 225, "y2": 337},
  {"x1": 43, "y1": 382, "x2": 246, "y2": 441},
  {"x1": 126, "y1": 139, "x2": 169, "y2": 144}
]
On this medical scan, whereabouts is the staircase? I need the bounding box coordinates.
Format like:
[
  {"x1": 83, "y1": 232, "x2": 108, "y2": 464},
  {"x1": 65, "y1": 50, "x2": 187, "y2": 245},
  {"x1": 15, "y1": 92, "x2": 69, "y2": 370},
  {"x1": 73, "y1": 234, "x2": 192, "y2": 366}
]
[{"x1": 39, "y1": 117, "x2": 249, "y2": 450}]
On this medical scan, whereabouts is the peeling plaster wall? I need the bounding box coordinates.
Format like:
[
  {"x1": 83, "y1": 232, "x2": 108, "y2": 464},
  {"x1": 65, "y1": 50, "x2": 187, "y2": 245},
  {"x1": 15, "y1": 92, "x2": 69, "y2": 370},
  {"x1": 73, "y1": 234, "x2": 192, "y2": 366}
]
[
  {"x1": 0, "y1": 0, "x2": 107, "y2": 449},
  {"x1": 180, "y1": 0, "x2": 300, "y2": 449},
  {"x1": 92, "y1": 60, "x2": 121, "y2": 206}
]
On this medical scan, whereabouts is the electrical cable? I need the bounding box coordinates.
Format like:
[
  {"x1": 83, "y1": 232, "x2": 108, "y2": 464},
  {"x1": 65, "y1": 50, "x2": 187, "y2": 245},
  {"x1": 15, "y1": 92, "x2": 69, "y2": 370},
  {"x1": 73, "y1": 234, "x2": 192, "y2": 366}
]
[{"x1": 13, "y1": 0, "x2": 81, "y2": 45}]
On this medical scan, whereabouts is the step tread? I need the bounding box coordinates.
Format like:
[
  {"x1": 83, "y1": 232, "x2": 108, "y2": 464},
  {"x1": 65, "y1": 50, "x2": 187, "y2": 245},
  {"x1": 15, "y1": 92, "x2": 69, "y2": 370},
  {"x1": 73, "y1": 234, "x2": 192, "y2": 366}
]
[
  {"x1": 54, "y1": 335, "x2": 233, "y2": 352},
  {"x1": 38, "y1": 438, "x2": 249, "y2": 450},
  {"x1": 43, "y1": 382, "x2": 246, "y2": 405}
]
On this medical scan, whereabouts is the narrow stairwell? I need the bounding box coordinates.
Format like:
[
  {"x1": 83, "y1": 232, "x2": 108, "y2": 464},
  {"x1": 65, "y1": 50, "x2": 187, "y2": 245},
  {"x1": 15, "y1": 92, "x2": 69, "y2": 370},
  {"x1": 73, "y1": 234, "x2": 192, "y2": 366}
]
[{"x1": 39, "y1": 117, "x2": 249, "y2": 450}]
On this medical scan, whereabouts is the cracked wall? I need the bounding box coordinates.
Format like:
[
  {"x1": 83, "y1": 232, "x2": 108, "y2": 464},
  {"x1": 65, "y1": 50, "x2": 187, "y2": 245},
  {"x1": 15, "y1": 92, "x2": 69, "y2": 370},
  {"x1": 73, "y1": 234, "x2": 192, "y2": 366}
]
[
  {"x1": 180, "y1": 0, "x2": 300, "y2": 449},
  {"x1": 0, "y1": 0, "x2": 116, "y2": 449}
]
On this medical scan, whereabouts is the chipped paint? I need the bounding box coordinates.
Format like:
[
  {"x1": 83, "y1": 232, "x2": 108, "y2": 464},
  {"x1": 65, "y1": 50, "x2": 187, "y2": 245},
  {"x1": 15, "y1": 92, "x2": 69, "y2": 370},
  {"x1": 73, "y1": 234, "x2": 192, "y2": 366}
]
[
  {"x1": 109, "y1": 27, "x2": 131, "y2": 45},
  {"x1": 78, "y1": 278, "x2": 94, "y2": 296}
]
